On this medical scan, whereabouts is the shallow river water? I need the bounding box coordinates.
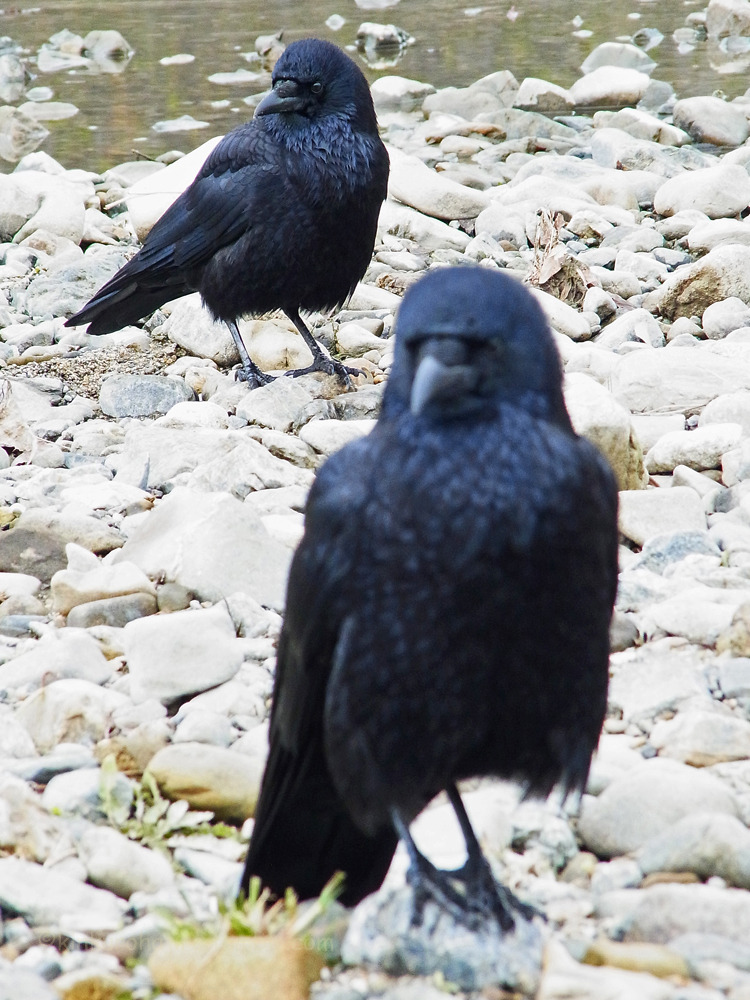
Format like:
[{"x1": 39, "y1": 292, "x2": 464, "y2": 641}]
[{"x1": 0, "y1": 0, "x2": 745, "y2": 172}]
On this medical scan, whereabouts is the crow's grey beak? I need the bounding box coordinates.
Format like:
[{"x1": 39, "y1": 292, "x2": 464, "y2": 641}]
[
  {"x1": 410, "y1": 355, "x2": 477, "y2": 415},
  {"x1": 255, "y1": 81, "x2": 305, "y2": 117}
]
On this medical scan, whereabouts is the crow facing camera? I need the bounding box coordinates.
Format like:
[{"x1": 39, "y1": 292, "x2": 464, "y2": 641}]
[{"x1": 242, "y1": 265, "x2": 619, "y2": 929}]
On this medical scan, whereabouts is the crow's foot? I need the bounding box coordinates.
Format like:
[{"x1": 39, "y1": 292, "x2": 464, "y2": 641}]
[{"x1": 285, "y1": 355, "x2": 359, "y2": 388}]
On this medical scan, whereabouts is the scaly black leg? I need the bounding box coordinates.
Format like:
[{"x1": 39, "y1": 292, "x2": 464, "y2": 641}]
[
  {"x1": 283, "y1": 309, "x2": 358, "y2": 387},
  {"x1": 390, "y1": 807, "x2": 479, "y2": 928},
  {"x1": 447, "y1": 784, "x2": 540, "y2": 929},
  {"x1": 226, "y1": 320, "x2": 275, "y2": 387}
]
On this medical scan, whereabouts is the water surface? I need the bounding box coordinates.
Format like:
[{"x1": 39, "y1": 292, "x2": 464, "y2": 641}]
[{"x1": 1, "y1": 0, "x2": 742, "y2": 172}]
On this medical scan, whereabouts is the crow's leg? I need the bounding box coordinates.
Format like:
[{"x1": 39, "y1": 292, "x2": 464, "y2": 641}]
[
  {"x1": 283, "y1": 309, "x2": 359, "y2": 387},
  {"x1": 446, "y1": 784, "x2": 539, "y2": 930},
  {"x1": 390, "y1": 807, "x2": 484, "y2": 929},
  {"x1": 226, "y1": 320, "x2": 275, "y2": 386}
]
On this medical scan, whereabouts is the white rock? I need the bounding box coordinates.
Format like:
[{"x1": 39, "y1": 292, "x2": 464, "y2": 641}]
[
  {"x1": 378, "y1": 199, "x2": 471, "y2": 252},
  {"x1": 235, "y1": 376, "x2": 313, "y2": 433},
  {"x1": 702, "y1": 296, "x2": 750, "y2": 339},
  {"x1": 115, "y1": 486, "x2": 291, "y2": 611},
  {"x1": 0, "y1": 856, "x2": 125, "y2": 933},
  {"x1": 124, "y1": 601, "x2": 244, "y2": 704},
  {"x1": 564, "y1": 373, "x2": 645, "y2": 490},
  {"x1": 387, "y1": 146, "x2": 489, "y2": 220},
  {"x1": 629, "y1": 414, "x2": 686, "y2": 453},
  {"x1": 0, "y1": 629, "x2": 113, "y2": 695},
  {"x1": 336, "y1": 322, "x2": 387, "y2": 357},
  {"x1": 370, "y1": 75, "x2": 435, "y2": 111},
  {"x1": 654, "y1": 164, "x2": 750, "y2": 219},
  {"x1": 15, "y1": 678, "x2": 128, "y2": 753},
  {"x1": 299, "y1": 418, "x2": 376, "y2": 456},
  {"x1": 700, "y1": 391, "x2": 750, "y2": 434},
  {"x1": 647, "y1": 589, "x2": 738, "y2": 646},
  {"x1": 126, "y1": 137, "x2": 221, "y2": 240},
  {"x1": 595, "y1": 309, "x2": 665, "y2": 350},
  {"x1": 569, "y1": 66, "x2": 652, "y2": 107},
  {"x1": 707, "y1": 0, "x2": 750, "y2": 38},
  {"x1": 611, "y1": 344, "x2": 750, "y2": 413},
  {"x1": 650, "y1": 709, "x2": 750, "y2": 765},
  {"x1": 578, "y1": 758, "x2": 739, "y2": 857},
  {"x1": 0, "y1": 571, "x2": 41, "y2": 598},
  {"x1": 173, "y1": 709, "x2": 234, "y2": 747},
  {"x1": 593, "y1": 108, "x2": 690, "y2": 146},
  {"x1": 51, "y1": 544, "x2": 156, "y2": 614},
  {"x1": 530, "y1": 287, "x2": 592, "y2": 341},
  {"x1": 645, "y1": 423, "x2": 743, "y2": 473},
  {"x1": 155, "y1": 400, "x2": 229, "y2": 428},
  {"x1": 79, "y1": 825, "x2": 175, "y2": 897},
  {"x1": 687, "y1": 219, "x2": 750, "y2": 253},
  {"x1": 673, "y1": 95, "x2": 750, "y2": 147},
  {"x1": 514, "y1": 77, "x2": 573, "y2": 112},
  {"x1": 618, "y1": 488, "x2": 706, "y2": 546}
]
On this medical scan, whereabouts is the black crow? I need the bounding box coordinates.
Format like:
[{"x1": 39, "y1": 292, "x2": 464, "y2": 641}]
[
  {"x1": 241, "y1": 266, "x2": 619, "y2": 925},
  {"x1": 65, "y1": 38, "x2": 389, "y2": 388}
]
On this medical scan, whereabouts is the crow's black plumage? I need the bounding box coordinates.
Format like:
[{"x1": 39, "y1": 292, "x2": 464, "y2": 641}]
[
  {"x1": 65, "y1": 38, "x2": 389, "y2": 387},
  {"x1": 241, "y1": 266, "x2": 618, "y2": 923}
]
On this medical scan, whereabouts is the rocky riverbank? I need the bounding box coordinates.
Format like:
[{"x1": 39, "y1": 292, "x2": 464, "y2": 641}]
[{"x1": 3, "y1": 15, "x2": 750, "y2": 1000}]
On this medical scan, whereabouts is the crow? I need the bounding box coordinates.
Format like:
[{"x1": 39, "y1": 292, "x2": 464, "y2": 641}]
[
  {"x1": 241, "y1": 266, "x2": 619, "y2": 925},
  {"x1": 65, "y1": 38, "x2": 389, "y2": 388}
]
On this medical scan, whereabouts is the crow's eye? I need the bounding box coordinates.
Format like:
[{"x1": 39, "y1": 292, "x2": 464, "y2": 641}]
[{"x1": 311, "y1": 81, "x2": 323, "y2": 94}]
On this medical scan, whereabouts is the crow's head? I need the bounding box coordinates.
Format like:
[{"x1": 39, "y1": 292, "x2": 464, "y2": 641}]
[
  {"x1": 255, "y1": 38, "x2": 378, "y2": 134},
  {"x1": 384, "y1": 266, "x2": 571, "y2": 427}
]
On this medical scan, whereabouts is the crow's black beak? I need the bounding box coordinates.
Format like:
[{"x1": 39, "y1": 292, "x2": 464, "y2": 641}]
[
  {"x1": 255, "y1": 80, "x2": 306, "y2": 117},
  {"x1": 410, "y1": 354, "x2": 478, "y2": 416}
]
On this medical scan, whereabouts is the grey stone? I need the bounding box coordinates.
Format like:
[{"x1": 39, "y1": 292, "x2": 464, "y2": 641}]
[
  {"x1": 123, "y1": 601, "x2": 243, "y2": 704},
  {"x1": 235, "y1": 377, "x2": 314, "y2": 433},
  {"x1": 78, "y1": 825, "x2": 175, "y2": 898},
  {"x1": 342, "y1": 883, "x2": 545, "y2": 993},
  {"x1": 578, "y1": 758, "x2": 739, "y2": 857},
  {"x1": 114, "y1": 487, "x2": 292, "y2": 611},
  {"x1": 0, "y1": 629, "x2": 113, "y2": 695},
  {"x1": 637, "y1": 811, "x2": 750, "y2": 887},
  {"x1": 645, "y1": 423, "x2": 743, "y2": 473},
  {"x1": 701, "y1": 391, "x2": 750, "y2": 434},
  {"x1": 15, "y1": 677, "x2": 128, "y2": 753},
  {"x1": 673, "y1": 95, "x2": 750, "y2": 146},
  {"x1": 631, "y1": 531, "x2": 720, "y2": 574},
  {"x1": 654, "y1": 164, "x2": 750, "y2": 219},
  {"x1": 21, "y1": 248, "x2": 131, "y2": 319},
  {"x1": 113, "y1": 423, "x2": 310, "y2": 495},
  {"x1": 0, "y1": 856, "x2": 125, "y2": 932},
  {"x1": 66, "y1": 591, "x2": 158, "y2": 629},
  {"x1": 702, "y1": 297, "x2": 750, "y2": 340},
  {"x1": 99, "y1": 374, "x2": 194, "y2": 418},
  {"x1": 173, "y1": 709, "x2": 234, "y2": 747},
  {"x1": 618, "y1": 488, "x2": 706, "y2": 547},
  {"x1": 650, "y1": 709, "x2": 750, "y2": 765},
  {"x1": 611, "y1": 342, "x2": 750, "y2": 411},
  {"x1": 611, "y1": 883, "x2": 750, "y2": 946},
  {"x1": 595, "y1": 309, "x2": 665, "y2": 350},
  {"x1": 42, "y1": 765, "x2": 133, "y2": 822},
  {"x1": 299, "y1": 418, "x2": 376, "y2": 456},
  {"x1": 0, "y1": 508, "x2": 123, "y2": 581},
  {"x1": 0, "y1": 969, "x2": 57, "y2": 1000}
]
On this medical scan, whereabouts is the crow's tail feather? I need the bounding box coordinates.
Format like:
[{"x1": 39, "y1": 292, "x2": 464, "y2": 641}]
[{"x1": 241, "y1": 737, "x2": 397, "y2": 907}]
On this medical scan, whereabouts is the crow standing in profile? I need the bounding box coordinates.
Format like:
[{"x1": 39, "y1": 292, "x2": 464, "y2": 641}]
[
  {"x1": 65, "y1": 39, "x2": 389, "y2": 387},
  {"x1": 241, "y1": 266, "x2": 619, "y2": 926}
]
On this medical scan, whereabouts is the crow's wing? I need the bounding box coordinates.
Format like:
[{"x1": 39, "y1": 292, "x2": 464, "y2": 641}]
[{"x1": 242, "y1": 434, "x2": 399, "y2": 905}]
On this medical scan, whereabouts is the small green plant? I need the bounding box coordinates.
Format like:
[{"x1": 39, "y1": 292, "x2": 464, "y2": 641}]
[
  {"x1": 98, "y1": 754, "x2": 221, "y2": 848},
  {"x1": 159, "y1": 872, "x2": 345, "y2": 945}
]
